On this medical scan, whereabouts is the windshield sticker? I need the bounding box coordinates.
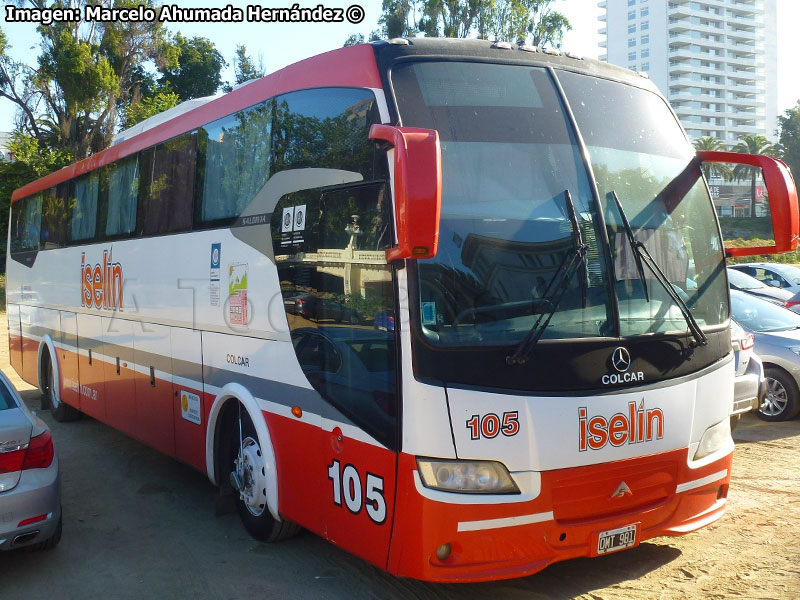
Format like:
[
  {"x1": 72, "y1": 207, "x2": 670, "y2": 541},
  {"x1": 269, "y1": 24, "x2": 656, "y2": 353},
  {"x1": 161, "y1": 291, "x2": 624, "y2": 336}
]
[
  {"x1": 422, "y1": 301, "x2": 436, "y2": 326},
  {"x1": 228, "y1": 263, "x2": 248, "y2": 326}
]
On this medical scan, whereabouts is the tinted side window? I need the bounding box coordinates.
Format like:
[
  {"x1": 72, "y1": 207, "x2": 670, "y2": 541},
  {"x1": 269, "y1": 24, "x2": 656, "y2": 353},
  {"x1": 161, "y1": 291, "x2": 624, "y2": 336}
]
[
  {"x1": 40, "y1": 185, "x2": 68, "y2": 249},
  {"x1": 198, "y1": 100, "x2": 273, "y2": 224},
  {"x1": 69, "y1": 173, "x2": 99, "y2": 242},
  {"x1": 271, "y1": 88, "x2": 379, "y2": 178},
  {"x1": 10, "y1": 194, "x2": 42, "y2": 254},
  {"x1": 140, "y1": 133, "x2": 196, "y2": 235},
  {"x1": 103, "y1": 156, "x2": 139, "y2": 237}
]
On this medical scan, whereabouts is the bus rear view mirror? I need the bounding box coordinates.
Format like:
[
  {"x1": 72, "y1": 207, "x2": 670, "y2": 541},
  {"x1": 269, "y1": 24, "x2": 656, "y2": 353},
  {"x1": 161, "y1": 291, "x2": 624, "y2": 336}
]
[
  {"x1": 369, "y1": 124, "x2": 441, "y2": 261},
  {"x1": 697, "y1": 150, "x2": 799, "y2": 257}
]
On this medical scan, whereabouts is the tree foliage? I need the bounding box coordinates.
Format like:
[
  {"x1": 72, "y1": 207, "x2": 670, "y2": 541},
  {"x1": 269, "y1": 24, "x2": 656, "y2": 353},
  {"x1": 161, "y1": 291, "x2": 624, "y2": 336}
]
[
  {"x1": 344, "y1": 33, "x2": 366, "y2": 47},
  {"x1": 0, "y1": 0, "x2": 178, "y2": 161},
  {"x1": 732, "y1": 134, "x2": 777, "y2": 217},
  {"x1": 375, "y1": 0, "x2": 570, "y2": 45},
  {"x1": 158, "y1": 33, "x2": 225, "y2": 101},
  {"x1": 231, "y1": 44, "x2": 264, "y2": 85},
  {"x1": 693, "y1": 136, "x2": 732, "y2": 181},
  {"x1": 124, "y1": 85, "x2": 180, "y2": 127},
  {"x1": 777, "y1": 101, "x2": 800, "y2": 185}
]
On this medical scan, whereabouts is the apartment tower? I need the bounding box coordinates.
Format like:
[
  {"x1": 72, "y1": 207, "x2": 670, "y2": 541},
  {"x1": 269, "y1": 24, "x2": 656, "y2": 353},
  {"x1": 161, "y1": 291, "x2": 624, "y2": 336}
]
[{"x1": 598, "y1": 0, "x2": 778, "y2": 144}]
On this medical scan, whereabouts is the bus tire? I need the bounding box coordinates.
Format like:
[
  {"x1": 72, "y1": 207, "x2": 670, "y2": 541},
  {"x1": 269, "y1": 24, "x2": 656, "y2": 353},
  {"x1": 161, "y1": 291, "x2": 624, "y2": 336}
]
[
  {"x1": 43, "y1": 352, "x2": 79, "y2": 423},
  {"x1": 228, "y1": 405, "x2": 300, "y2": 542}
]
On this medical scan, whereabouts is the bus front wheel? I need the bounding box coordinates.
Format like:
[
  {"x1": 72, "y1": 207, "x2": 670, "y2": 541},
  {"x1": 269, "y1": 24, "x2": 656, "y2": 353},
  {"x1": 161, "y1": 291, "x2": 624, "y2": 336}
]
[{"x1": 228, "y1": 405, "x2": 299, "y2": 542}]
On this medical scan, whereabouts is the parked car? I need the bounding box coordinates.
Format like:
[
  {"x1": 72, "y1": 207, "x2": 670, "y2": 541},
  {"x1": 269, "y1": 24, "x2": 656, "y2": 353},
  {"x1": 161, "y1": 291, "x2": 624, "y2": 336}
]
[
  {"x1": 730, "y1": 318, "x2": 766, "y2": 430},
  {"x1": 730, "y1": 289, "x2": 800, "y2": 421},
  {"x1": 727, "y1": 267, "x2": 793, "y2": 307},
  {"x1": 729, "y1": 263, "x2": 800, "y2": 312},
  {"x1": 373, "y1": 309, "x2": 395, "y2": 332},
  {"x1": 286, "y1": 292, "x2": 364, "y2": 324},
  {"x1": 0, "y1": 371, "x2": 62, "y2": 551}
]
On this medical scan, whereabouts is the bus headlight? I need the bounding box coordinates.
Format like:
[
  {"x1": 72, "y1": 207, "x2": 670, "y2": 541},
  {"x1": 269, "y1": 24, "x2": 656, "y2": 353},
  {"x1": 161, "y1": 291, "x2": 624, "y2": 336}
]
[
  {"x1": 694, "y1": 419, "x2": 731, "y2": 460},
  {"x1": 416, "y1": 458, "x2": 520, "y2": 494}
]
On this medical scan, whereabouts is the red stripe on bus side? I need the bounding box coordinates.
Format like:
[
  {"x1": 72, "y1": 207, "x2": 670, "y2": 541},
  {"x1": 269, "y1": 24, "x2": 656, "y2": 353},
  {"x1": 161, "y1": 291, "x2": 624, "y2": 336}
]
[{"x1": 11, "y1": 44, "x2": 382, "y2": 202}]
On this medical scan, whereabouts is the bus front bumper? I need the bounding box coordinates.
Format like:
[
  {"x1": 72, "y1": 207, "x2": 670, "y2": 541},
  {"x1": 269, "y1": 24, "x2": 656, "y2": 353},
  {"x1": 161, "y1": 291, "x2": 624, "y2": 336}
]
[{"x1": 387, "y1": 448, "x2": 732, "y2": 583}]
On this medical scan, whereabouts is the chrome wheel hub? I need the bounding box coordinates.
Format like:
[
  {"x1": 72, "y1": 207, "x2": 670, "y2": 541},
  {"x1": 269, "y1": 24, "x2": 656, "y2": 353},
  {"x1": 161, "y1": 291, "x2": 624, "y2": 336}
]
[
  {"x1": 235, "y1": 436, "x2": 267, "y2": 516},
  {"x1": 761, "y1": 377, "x2": 788, "y2": 417}
]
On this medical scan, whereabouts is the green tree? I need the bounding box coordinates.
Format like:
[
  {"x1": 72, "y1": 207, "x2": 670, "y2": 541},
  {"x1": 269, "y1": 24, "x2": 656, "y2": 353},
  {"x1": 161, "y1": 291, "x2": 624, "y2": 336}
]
[
  {"x1": 777, "y1": 101, "x2": 800, "y2": 185},
  {"x1": 420, "y1": 0, "x2": 488, "y2": 38},
  {"x1": 159, "y1": 33, "x2": 226, "y2": 101},
  {"x1": 693, "y1": 136, "x2": 732, "y2": 181},
  {"x1": 377, "y1": 0, "x2": 422, "y2": 38},
  {"x1": 376, "y1": 0, "x2": 570, "y2": 45},
  {"x1": 0, "y1": 0, "x2": 176, "y2": 160},
  {"x1": 232, "y1": 44, "x2": 264, "y2": 85},
  {"x1": 124, "y1": 85, "x2": 181, "y2": 127},
  {"x1": 732, "y1": 134, "x2": 776, "y2": 217},
  {"x1": 344, "y1": 33, "x2": 365, "y2": 46},
  {"x1": 484, "y1": 0, "x2": 571, "y2": 47}
]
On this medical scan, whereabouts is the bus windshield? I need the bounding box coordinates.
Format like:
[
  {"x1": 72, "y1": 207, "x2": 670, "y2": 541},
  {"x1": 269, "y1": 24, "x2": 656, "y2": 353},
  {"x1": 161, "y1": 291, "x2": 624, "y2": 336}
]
[{"x1": 391, "y1": 61, "x2": 727, "y2": 346}]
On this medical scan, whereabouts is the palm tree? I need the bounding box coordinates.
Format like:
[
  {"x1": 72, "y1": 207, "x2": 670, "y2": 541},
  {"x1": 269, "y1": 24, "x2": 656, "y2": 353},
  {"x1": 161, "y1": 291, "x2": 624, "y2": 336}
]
[
  {"x1": 693, "y1": 136, "x2": 732, "y2": 181},
  {"x1": 732, "y1": 134, "x2": 776, "y2": 217}
]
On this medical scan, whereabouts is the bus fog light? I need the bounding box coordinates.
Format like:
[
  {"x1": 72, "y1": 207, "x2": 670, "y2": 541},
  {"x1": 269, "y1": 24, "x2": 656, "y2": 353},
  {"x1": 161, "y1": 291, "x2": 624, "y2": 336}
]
[
  {"x1": 694, "y1": 419, "x2": 731, "y2": 460},
  {"x1": 416, "y1": 458, "x2": 520, "y2": 494},
  {"x1": 435, "y1": 543, "x2": 451, "y2": 561}
]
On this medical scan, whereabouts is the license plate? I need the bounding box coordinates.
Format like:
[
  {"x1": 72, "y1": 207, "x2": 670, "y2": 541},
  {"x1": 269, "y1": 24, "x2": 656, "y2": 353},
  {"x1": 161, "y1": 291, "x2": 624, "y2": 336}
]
[{"x1": 597, "y1": 524, "x2": 638, "y2": 555}]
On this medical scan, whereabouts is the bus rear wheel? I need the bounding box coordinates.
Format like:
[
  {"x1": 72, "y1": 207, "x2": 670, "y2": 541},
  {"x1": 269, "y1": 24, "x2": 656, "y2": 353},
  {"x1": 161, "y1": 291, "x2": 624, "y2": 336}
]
[
  {"x1": 42, "y1": 353, "x2": 79, "y2": 422},
  {"x1": 228, "y1": 405, "x2": 299, "y2": 542}
]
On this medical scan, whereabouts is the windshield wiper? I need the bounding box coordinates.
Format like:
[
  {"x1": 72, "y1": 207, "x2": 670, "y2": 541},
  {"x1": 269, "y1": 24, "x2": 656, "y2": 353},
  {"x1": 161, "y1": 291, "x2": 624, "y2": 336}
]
[
  {"x1": 507, "y1": 190, "x2": 588, "y2": 366},
  {"x1": 609, "y1": 191, "x2": 708, "y2": 347}
]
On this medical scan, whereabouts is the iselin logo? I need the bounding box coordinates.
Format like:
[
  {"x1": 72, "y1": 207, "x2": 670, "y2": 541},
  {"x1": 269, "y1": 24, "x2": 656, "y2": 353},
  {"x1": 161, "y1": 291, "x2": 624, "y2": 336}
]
[
  {"x1": 578, "y1": 401, "x2": 664, "y2": 452},
  {"x1": 81, "y1": 250, "x2": 123, "y2": 310}
]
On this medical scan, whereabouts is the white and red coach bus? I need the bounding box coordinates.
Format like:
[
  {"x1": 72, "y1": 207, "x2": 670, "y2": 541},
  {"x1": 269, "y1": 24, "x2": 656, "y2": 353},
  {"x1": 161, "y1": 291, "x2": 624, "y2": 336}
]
[{"x1": 6, "y1": 39, "x2": 798, "y2": 582}]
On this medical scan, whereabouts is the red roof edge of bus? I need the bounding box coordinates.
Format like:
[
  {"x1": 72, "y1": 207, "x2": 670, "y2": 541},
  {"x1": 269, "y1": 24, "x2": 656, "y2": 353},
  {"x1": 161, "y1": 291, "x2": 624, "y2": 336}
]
[{"x1": 10, "y1": 44, "x2": 382, "y2": 203}]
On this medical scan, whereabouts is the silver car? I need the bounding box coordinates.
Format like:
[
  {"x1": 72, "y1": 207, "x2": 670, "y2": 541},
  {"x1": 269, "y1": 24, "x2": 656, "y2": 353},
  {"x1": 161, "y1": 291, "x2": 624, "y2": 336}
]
[
  {"x1": 727, "y1": 267, "x2": 793, "y2": 307},
  {"x1": 730, "y1": 318, "x2": 766, "y2": 430},
  {"x1": 730, "y1": 290, "x2": 800, "y2": 421},
  {"x1": 0, "y1": 371, "x2": 62, "y2": 551},
  {"x1": 729, "y1": 263, "x2": 800, "y2": 313}
]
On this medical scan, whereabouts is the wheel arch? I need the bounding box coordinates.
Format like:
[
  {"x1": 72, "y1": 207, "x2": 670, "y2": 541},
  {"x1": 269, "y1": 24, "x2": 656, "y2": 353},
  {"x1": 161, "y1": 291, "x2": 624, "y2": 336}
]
[
  {"x1": 205, "y1": 383, "x2": 280, "y2": 522},
  {"x1": 36, "y1": 335, "x2": 61, "y2": 405},
  {"x1": 760, "y1": 361, "x2": 799, "y2": 387}
]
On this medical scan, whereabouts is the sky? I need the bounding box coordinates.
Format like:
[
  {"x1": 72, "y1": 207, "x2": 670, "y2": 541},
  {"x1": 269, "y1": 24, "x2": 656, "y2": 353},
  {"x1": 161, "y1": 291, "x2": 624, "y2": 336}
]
[{"x1": 1, "y1": 0, "x2": 798, "y2": 133}]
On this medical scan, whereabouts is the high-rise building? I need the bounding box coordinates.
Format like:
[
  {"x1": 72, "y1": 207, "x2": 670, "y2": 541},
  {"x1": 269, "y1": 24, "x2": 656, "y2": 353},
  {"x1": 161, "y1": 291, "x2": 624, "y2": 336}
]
[{"x1": 598, "y1": 0, "x2": 778, "y2": 145}]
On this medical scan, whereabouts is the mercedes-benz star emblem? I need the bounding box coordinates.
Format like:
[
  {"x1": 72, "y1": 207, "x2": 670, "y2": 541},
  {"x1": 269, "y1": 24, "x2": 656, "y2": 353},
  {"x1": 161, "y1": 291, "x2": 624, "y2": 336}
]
[{"x1": 612, "y1": 347, "x2": 632, "y2": 373}]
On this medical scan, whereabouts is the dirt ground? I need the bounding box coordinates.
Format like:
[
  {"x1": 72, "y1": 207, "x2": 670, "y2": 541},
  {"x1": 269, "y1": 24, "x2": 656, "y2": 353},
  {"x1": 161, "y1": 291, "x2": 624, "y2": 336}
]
[{"x1": 0, "y1": 315, "x2": 799, "y2": 599}]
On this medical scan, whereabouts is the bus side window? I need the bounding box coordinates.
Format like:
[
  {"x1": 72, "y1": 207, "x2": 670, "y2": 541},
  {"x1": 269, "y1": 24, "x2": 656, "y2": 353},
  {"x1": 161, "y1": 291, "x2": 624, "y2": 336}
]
[
  {"x1": 10, "y1": 194, "x2": 43, "y2": 256},
  {"x1": 140, "y1": 133, "x2": 196, "y2": 236},
  {"x1": 102, "y1": 156, "x2": 139, "y2": 238},
  {"x1": 40, "y1": 185, "x2": 68, "y2": 249},
  {"x1": 270, "y1": 88, "x2": 380, "y2": 179},
  {"x1": 197, "y1": 100, "x2": 273, "y2": 226},
  {"x1": 68, "y1": 173, "x2": 99, "y2": 243}
]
